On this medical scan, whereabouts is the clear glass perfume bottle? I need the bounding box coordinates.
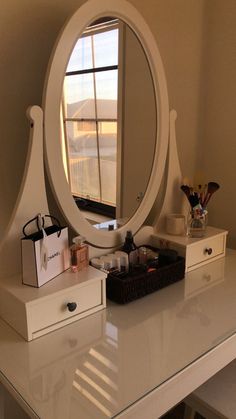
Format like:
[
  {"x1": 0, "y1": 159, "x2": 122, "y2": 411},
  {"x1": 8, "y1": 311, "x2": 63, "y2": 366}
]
[{"x1": 70, "y1": 236, "x2": 89, "y2": 272}]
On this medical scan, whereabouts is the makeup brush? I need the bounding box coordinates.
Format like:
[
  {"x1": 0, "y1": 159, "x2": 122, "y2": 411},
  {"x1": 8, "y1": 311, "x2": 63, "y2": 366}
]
[
  {"x1": 199, "y1": 183, "x2": 207, "y2": 207},
  {"x1": 197, "y1": 184, "x2": 202, "y2": 195},
  {"x1": 181, "y1": 185, "x2": 200, "y2": 208},
  {"x1": 193, "y1": 171, "x2": 206, "y2": 191},
  {"x1": 180, "y1": 184, "x2": 190, "y2": 199},
  {"x1": 202, "y1": 182, "x2": 220, "y2": 207},
  {"x1": 188, "y1": 192, "x2": 200, "y2": 208}
]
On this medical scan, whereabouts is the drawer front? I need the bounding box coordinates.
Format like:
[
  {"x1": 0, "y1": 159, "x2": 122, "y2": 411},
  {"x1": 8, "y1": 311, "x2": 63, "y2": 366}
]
[
  {"x1": 187, "y1": 234, "x2": 226, "y2": 268},
  {"x1": 185, "y1": 257, "x2": 225, "y2": 298},
  {"x1": 30, "y1": 280, "x2": 102, "y2": 333}
]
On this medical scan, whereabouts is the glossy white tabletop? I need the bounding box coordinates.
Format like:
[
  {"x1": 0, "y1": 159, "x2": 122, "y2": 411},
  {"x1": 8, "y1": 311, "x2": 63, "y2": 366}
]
[{"x1": 1, "y1": 250, "x2": 236, "y2": 418}]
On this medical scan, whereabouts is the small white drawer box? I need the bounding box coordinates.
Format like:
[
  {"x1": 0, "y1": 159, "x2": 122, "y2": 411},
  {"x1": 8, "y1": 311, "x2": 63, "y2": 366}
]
[
  {"x1": 0, "y1": 266, "x2": 106, "y2": 341},
  {"x1": 151, "y1": 226, "x2": 228, "y2": 272}
]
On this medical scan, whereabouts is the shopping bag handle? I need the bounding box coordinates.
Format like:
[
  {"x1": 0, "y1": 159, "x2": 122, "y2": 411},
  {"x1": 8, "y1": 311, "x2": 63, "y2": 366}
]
[{"x1": 22, "y1": 214, "x2": 62, "y2": 238}]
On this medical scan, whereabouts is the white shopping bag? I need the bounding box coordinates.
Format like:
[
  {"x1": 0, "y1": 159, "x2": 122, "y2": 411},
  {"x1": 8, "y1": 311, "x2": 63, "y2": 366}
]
[{"x1": 21, "y1": 214, "x2": 70, "y2": 287}]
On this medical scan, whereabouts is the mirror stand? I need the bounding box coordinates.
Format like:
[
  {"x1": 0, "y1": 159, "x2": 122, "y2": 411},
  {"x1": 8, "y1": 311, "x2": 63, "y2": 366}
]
[
  {"x1": 154, "y1": 109, "x2": 187, "y2": 233},
  {"x1": 0, "y1": 106, "x2": 186, "y2": 276},
  {"x1": 43, "y1": 0, "x2": 170, "y2": 249},
  {"x1": 0, "y1": 105, "x2": 49, "y2": 278}
]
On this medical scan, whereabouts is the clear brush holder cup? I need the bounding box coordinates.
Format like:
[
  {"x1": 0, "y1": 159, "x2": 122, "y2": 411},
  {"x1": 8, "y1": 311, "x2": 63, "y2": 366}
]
[{"x1": 187, "y1": 209, "x2": 207, "y2": 238}]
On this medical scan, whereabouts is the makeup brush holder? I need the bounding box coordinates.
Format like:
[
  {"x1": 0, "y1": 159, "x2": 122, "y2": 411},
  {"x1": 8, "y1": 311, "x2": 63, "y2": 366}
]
[{"x1": 187, "y1": 209, "x2": 207, "y2": 238}]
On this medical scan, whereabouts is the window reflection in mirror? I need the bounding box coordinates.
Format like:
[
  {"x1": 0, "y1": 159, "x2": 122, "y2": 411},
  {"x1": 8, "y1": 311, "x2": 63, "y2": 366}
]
[
  {"x1": 62, "y1": 18, "x2": 118, "y2": 222},
  {"x1": 61, "y1": 18, "x2": 156, "y2": 229}
]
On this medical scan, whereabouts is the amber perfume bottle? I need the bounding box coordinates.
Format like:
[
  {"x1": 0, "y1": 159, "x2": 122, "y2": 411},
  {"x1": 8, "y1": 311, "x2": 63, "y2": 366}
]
[{"x1": 70, "y1": 236, "x2": 89, "y2": 272}]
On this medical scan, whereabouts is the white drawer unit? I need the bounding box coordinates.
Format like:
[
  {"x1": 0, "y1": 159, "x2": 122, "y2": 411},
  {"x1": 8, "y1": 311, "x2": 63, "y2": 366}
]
[
  {"x1": 0, "y1": 266, "x2": 106, "y2": 341},
  {"x1": 151, "y1": 226, "x2": 228, "y2": 272}
]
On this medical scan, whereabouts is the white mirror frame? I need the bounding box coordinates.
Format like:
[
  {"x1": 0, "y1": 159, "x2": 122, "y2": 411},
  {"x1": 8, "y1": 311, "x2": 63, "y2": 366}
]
[{"x1": 43, "y1": 0, "x2": 169, "y2": 248}]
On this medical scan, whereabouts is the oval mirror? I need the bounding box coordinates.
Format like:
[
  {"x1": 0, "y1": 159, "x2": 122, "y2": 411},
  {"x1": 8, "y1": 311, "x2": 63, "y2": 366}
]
[
  {"x1": 43, "y1": 0, "x2": 169, "y2": 248},
  {"x1": 62, "y1": 18, "x2": 157, "y2": 230}
]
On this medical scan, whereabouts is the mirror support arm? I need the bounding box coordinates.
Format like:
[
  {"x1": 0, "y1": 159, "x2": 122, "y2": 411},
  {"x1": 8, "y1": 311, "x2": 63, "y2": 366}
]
[
  {"x1": 0, "y1": 106, "x2": 50, "y2": 278},
  {"x1": 154, "y1": 109, "x2": 187, "y2": 233}
]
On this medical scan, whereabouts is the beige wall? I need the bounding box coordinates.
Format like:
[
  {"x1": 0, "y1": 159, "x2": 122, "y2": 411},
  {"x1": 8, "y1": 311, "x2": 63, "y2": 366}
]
[
  {"x1": 1, "y1": 0, "x2": 236, "y2": 245},
  {"x1": 129, "y1": 0, "x2": 205, "y2": 177},
  {"x1": 0, "y1": 0, "x2": 85, "y2": 232},
  {"x1": 199, "y1": 1, "x2": 236, "y2": 248}
]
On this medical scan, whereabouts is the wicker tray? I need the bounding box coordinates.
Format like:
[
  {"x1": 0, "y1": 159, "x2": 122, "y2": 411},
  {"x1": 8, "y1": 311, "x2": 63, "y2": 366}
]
[{"x1": 106, "y1": 256, "x2": 185, "y2": 304}]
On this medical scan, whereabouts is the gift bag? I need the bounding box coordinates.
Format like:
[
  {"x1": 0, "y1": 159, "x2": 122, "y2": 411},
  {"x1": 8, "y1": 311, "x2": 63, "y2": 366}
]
[{"x1": 21, "y1": 214, "x2": 70, "y2": 287}]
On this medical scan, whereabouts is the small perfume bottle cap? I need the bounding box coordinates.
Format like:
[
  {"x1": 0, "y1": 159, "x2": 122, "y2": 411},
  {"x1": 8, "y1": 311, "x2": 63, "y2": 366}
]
[
  {"x1": 107, "y1": 253, "x2": 120, "y2": 271},
  {"x1": 115, "y1": 251, "x2": 129, "y2": 271},
  {"x1": 72, "y1": 235, "x2": 84, "y2": 245}
]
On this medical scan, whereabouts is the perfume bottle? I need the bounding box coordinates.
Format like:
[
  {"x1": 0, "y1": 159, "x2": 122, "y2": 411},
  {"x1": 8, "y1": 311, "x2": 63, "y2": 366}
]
[
  {"x1": 121, "y1": 230, "x2": 138, "y2": 267},
  {"x1": 70, "y1": 236, "x2": 89, "y2": 272}
]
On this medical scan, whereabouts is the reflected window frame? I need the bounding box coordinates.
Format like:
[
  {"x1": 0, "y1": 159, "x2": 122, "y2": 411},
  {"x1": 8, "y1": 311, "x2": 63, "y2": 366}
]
[{"x1": 61, "y1": 18, "x2": 121, "y2": 218}]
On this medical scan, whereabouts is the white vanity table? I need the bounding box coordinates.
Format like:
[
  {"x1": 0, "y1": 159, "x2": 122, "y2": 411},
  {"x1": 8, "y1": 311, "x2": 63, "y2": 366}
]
[
  {"x1": 0, "y1": 250, "x2": 236, "y2": 419},
  {"x1": 0, "y1": 0, "x2": 234, "y2": 417}
]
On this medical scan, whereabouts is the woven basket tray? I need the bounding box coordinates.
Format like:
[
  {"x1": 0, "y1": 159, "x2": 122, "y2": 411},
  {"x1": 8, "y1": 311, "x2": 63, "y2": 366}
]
[{"x1": 106, "y1": 256, "x2": 185, "y2": 304}]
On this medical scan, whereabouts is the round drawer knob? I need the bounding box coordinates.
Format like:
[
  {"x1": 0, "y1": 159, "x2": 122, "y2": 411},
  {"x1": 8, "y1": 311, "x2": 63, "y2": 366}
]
[
  {"x1": 67, "y1": 302, "x2": 77, "y2": 312},
  {"x1": 205, "y1": 248, "x2": 213, "y2": 255}
]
